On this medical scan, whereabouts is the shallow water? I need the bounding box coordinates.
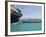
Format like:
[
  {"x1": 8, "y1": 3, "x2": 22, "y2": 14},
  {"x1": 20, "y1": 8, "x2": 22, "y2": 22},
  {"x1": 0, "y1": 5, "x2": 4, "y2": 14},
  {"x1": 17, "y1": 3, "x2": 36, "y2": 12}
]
[{"x1": 11, "y1": 23, "x2": 42, "y2": 32}]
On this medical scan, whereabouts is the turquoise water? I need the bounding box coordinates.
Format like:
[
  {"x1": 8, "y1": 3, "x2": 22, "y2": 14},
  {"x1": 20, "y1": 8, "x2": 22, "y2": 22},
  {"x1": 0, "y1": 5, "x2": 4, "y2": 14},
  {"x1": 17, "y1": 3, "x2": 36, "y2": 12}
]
[{"x1": 11, "y1": 23, "x2": 42, "y2": 32}]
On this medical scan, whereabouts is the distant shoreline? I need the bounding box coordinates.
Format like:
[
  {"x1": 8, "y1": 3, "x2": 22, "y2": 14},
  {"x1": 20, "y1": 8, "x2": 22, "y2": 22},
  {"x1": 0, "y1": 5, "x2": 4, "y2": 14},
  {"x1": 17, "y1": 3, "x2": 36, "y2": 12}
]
[
  {"x1": 11, "y1": 19, "x2": 42, "y2": 23},
  {"x1": 22, "y1": 22, "x2": 41, "y2": 23},
  {"x1": 20, "y1": 19, "x2": 41, "y2": 23}
]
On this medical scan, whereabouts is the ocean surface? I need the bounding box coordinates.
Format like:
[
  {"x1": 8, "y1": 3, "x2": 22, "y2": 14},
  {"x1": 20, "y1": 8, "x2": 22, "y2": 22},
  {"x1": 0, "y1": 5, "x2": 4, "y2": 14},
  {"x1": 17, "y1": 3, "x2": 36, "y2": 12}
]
[{"x1": 11, "y1": 23, "x2": 42, "y2": 32}]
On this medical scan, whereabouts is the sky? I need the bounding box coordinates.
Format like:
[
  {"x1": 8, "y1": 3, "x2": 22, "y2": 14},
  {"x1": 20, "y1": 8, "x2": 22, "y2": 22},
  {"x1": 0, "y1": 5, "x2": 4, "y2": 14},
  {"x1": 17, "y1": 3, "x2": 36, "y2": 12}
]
[{"x1": 13, "y1": 5, "x2": 42, "y2": 19}]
